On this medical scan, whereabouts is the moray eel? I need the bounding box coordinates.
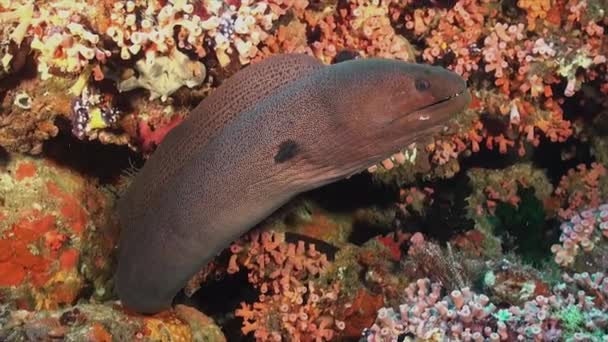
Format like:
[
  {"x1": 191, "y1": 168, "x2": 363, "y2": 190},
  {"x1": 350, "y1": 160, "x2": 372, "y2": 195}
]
[{"x1": 116, "y1": 54, "x2": 470, "y2": 313}]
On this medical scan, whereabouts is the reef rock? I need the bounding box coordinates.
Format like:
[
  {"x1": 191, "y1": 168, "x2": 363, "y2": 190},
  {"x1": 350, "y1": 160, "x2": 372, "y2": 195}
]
[
  {"x1": 0, "y1": 303, "x2": 226, "y2": 341},
  {"x1": 0, "y1": 153, "x2": 118, "y2": 310}
]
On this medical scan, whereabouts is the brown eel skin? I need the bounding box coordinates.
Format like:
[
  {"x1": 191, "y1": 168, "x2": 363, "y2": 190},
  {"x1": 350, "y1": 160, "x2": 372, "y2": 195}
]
[{"x1": 115, "y1": 54, "x2": 471, "y2": 314}]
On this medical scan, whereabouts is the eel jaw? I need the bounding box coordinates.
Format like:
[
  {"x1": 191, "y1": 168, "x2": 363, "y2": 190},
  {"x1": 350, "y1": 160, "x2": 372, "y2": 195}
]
[
  {"x1": 415, "y1": 88, "x2": 470, "y2": 114},
  {"x1": 385, "y1": 87, "x2": 470, "y2": 144},
  {"x1": 388, "y1": 87, "x2": 470, "y2": 127}
]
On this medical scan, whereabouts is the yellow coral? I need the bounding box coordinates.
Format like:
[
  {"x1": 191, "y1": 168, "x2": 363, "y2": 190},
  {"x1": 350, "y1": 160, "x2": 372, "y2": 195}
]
[
  {"x1": 143, "y1": 315, "x2": 193, "y2": 342},
  {"x1": 0, "y1": 1, "x2": 34, "y2": 45},
  {"x1": 32, "y1": 270, "x2": 84, "y2": 311},
  {"x1": 517, "y1": 0, "x2": 552, "y2": 30}
]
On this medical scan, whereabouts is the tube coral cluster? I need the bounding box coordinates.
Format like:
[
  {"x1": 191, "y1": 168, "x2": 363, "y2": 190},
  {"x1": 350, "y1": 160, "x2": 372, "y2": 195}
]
[
  {"x1": 364, "y1": 272, "x2": 608, "y2": 341},
  {"x1": 551, "y1": 202, "x2": 608, "y2": 267},
  {"x1": 229, "y1": 230, "x2": 345, "y2": 341}
]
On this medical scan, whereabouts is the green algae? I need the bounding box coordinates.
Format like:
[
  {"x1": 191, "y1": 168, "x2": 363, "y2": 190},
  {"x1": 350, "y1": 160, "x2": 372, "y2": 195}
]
[{"x1": 490, "y1": 186, "x2": 556, "y2": 265}]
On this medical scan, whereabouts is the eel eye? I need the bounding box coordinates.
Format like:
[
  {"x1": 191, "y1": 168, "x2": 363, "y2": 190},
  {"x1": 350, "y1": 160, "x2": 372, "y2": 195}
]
[{"x1": 415, "y1": 79, "x2": 431, "y2": 92}]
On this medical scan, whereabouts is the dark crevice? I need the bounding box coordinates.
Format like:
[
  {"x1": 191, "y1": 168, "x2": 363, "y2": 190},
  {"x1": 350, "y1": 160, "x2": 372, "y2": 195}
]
[
  {"x1": 307, "y1": 172, "x2": 398, "y2": 213},
  {"x1": 349, "y1": 218, "x2": 394, "y2": 246},
  {"x1": 459, "y1": 140, "x2": 521, "y2": 170},
  {"x1": 0, "y1": 147, "x2": 10, "y2": 169},
  {"x1": 531, "y1": 136, "x2": 594, "y2": 186},
  {"x1": 175, "y1": 270, "x2": 256, "y2": 342},
  {"x1": 42, "y1": 117, "x2": 144, "y2": 184},
  {"x1": 395, "y1": 171, "x2": 474, "y2": 243}
]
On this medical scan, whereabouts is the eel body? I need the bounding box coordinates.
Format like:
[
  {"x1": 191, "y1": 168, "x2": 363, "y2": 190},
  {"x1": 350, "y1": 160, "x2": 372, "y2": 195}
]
[{"x1": 116, "y1": 54, "x2": 470, "y2": 313}]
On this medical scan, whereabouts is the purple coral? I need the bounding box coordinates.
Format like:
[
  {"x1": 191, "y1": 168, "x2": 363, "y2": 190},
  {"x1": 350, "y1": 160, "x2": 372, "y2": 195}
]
[
  {"x1": 71, "y1": 98, "x2": 89, "y2": 139},
  {"x1": 70, "y1": 90, "x2": 120, "y2": 140},
  {"x1": 218, "y1": 12, "x2": 237, "y2": 39},
  {"x1": 100, "y1": 106, "x2": 120, "y2": 126}
]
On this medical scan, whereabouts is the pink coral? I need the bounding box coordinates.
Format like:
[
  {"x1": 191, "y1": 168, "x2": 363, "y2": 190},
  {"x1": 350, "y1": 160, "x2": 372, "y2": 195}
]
[
  {"x1": 138, "y1": 115, "x2": 184, "y2": 152},
  {"x1": 365, "y1": 278, "x2": 501, "y2": 341}
]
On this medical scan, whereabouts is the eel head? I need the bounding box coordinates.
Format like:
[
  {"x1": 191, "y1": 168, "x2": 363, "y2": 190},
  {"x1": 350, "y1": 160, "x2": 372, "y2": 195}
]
[{"x1": 294, "y1": 59, "x2": 471, "y2": 183}]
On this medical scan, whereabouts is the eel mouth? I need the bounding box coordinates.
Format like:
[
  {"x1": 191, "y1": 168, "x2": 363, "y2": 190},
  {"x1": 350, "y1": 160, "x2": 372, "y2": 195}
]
[
  {"x1": 381, "y1": 87, "x2": 470, "y2": 154},
  {"x1": 416, "y1": 87, "x2": 470, "y2": 113},
  {"x1": 389, "y1": 87, "x2": 470, "y2": 127}
]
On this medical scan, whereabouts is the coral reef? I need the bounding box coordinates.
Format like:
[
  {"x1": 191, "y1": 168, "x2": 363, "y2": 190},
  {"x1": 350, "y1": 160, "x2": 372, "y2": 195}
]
[
  {"x1": 0, "y1": 0, "x2": 309, "y2": 153},
  {"x1": 369, "y1": 0, "x2": 606, "y2": 182}
]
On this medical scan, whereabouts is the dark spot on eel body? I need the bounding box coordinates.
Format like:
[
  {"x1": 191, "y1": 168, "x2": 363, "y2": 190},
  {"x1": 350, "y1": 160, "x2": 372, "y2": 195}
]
[{"x1": 274, "y1": 139, "x2": 299, "y2": 163}]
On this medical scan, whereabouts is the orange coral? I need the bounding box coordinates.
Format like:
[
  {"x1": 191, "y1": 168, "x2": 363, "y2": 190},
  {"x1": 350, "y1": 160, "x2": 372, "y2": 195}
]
[
  {"x1": 89, "y1": 323, "x2": 112, "y2": 342},
  {"x1": 229, "y1": 230, "x2": 329, "y2": 296},
  {"x1": 0, "y1": 155, "x2": 115, "y2": 310},
  {"x1": 236, "y1": 280, "x2": 342, "y2": 342},
  {"x1": 309, "y1": 0, "x2": 414, "y2": 64},
  {"x1": 426, "y1": 89, "x2": 573, "y2": 167},
  {"x1": 0, "y1": 211, "x2": 55, "y2": 288},
  {"x1": 46, "y1": 181, "x2": 88, "y2": 234},
  {"x1": 518, "y1": 0, "x2": 552, "y2": 30},
  {"x1": 339, "y1": 289, "x2": 384, "y2": 338},
  {"x1": 59, "y1": 248, "x2": 80, "y2": 271},
  {"x1": 15, "y1": 161, "x2": 37, "y2": 181},
  {"x1": 414, "y1": 0, "x2": 490, "y2": 78}
]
